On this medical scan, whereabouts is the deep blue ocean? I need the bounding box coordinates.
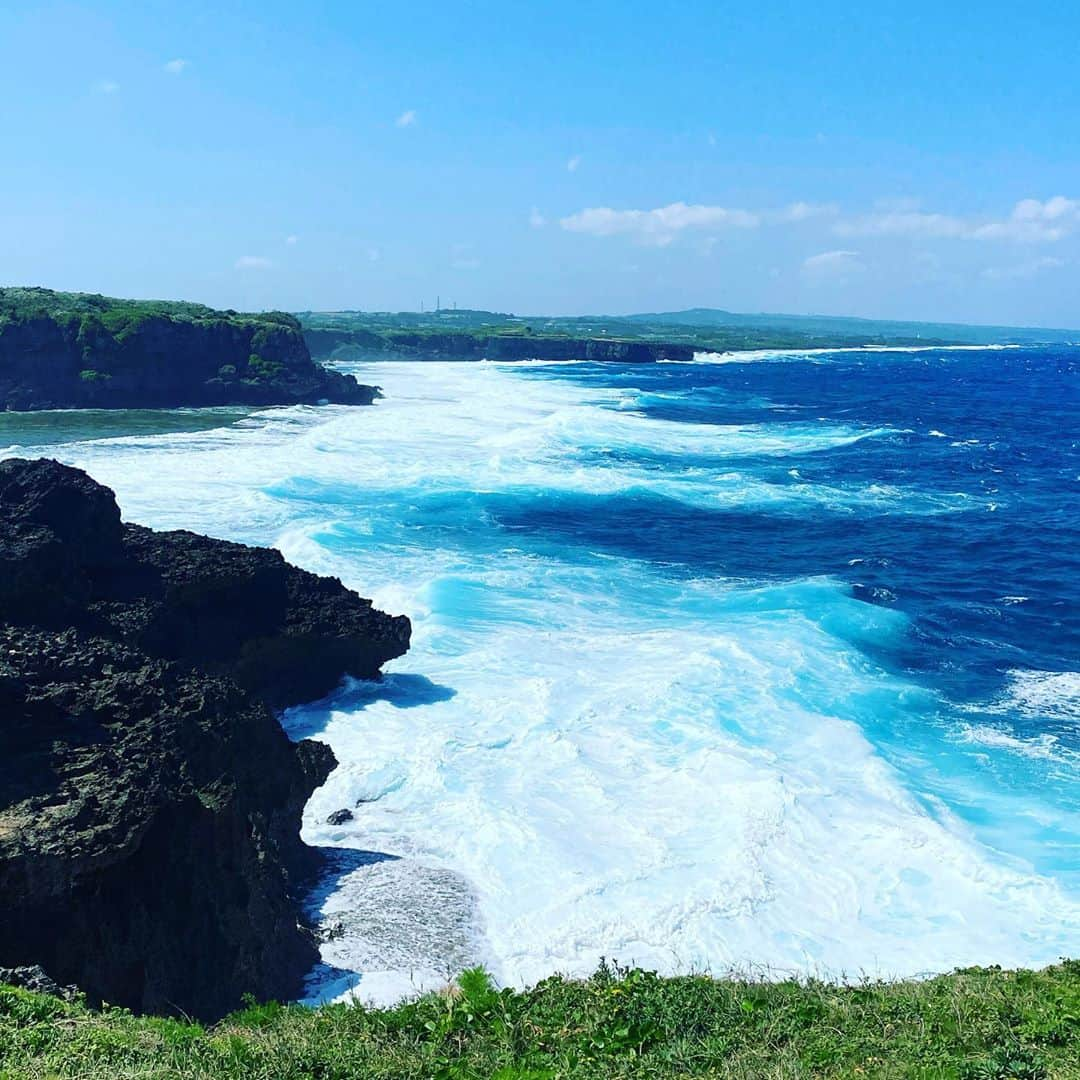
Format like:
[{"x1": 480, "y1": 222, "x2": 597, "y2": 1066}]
[
  {"x1": 4, "y1": 345, "x2": 1077, "y2": 1001},
  {"x1": 515, "y1": 347, "x2": 1079, "y2": 746}
]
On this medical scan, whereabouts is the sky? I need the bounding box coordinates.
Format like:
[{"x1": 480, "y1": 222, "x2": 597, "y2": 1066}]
[{"x1": 2, "y1": 1, "x2": 1079, "y2": 327}]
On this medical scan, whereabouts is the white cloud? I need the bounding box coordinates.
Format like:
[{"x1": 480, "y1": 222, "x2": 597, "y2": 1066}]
[
  {"x1": 285, "y1": 235, "x2": 298, "y2": 246},
  {"x1": 163, "y1": 58, "x2": 189, "y2": 75},
  {"x1": 529, "y1": 207, "x2": 547, "y2": 228},
  {"x1": 837, "y1": 196, "x2": 1080, "y2": 244},
  {"x1": 558, "y1": 200, "x2": 834, "y2": 247},
  {"x1": 1018, "y1": 195, "x2": 1080, "y2": 220},
  {"x1": 972, "y1": 197, "x2": 1080, "y2": 243},
  {"x1": 452, "y1": 257, "x2": 481, "y2": 270},
  {"x1": 981, "y1": 256, "x2": 1066, "y2": 281},
  {"x1": 555, "y1": 193, "x2": 1080, "y2": 253},
  {"x1": 835, "y1": 210, "x2": 969, "y2": 239},
  {"x1": 395, "y1": 109, "x2": 417, "y2": 128},
  {"x1": 235, "y1": 255, "x2": 273, "y2": 270},
  {"x1": 802, "y1": 249, "x2": 865, "y2": 278},
  {"x1": 566, "y1": 155, "x2": 582, "y2": 172},
  {"x1": 93, "y1": 79, "x2": 120, "y2": 95},
  {"x1": 560, "y1": 201, "x2": 760, "y2": 246}
]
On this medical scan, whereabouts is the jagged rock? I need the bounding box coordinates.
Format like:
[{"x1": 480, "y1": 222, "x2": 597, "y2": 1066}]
[
  {"x1": 0, "y1": 965, "x2": 79, "y2": 1000},
  {"x1": 0, "y1": 458, "x2": 411, "y2": 1019},
  {"x1": 326, "y1": 809, "x2": 355, "y2": 826}
]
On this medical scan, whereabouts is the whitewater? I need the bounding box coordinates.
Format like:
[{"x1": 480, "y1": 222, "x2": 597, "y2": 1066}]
[{"x1": 5, "y1": 348, "x2": 1078, "y2": 1004}]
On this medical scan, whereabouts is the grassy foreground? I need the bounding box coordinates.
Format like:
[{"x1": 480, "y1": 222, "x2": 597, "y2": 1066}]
[{"x1": 1, "y1": 962, "x2": 1078, "y2": 1079}]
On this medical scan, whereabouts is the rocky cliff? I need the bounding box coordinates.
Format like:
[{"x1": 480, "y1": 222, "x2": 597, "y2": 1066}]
[
  {"x1": 0, "y1": 287, "x2": 378, "y2": 410},
  {"x1": 304, "y1": 327, "x2": 695, "y2": 363},
  {"x1": 0, "y1": 458, "x2": 411, "y2": 1019}
]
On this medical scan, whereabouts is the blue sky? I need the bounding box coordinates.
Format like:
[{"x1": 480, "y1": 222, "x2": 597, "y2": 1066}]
[{"x1": 3, "y1": 1, "x2": 1079, "y2": 326}]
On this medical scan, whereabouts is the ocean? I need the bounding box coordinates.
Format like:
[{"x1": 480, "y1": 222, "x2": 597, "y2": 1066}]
[{"x1": 4, "y1": 346, "x2": 1077, "y2": 1003}]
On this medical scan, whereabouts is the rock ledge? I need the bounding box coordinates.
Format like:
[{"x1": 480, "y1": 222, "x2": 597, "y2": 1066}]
[{"x1": 0, "y1": 458, "x2": 410, "y2": 1018}]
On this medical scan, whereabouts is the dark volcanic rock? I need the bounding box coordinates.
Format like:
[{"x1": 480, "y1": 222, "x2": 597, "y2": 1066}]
[
  {"x1": 0, "y1": 965, "x2": 78, "y2": 999},
  {"x1": 0, "y1": 458, "x2": 411, "y2": 1019},
  {"x1": 326, "y1": 809, "x2": 354, "y2": 826}
]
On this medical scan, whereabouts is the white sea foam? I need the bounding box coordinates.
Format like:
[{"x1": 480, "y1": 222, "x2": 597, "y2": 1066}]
[
  {"x1": 956, "y1": 724, "x2": 1068, "y2": 763},
  {"x1": 997, "y1": 670, "x2": 1080, "y2": 724},
  {"x1": 7, "y1": 360, "x2": 1078, "y2": 1005},
  {"x1": 688, "y1": 344, "x2": 1024, "y2": 364}
]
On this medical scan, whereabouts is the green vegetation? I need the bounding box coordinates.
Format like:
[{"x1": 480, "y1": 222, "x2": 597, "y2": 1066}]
[
  {"x1": 298, "y1": 305, "x2": 1078, "y2": 361},
  {"x1": 0, "y1": 286, "x2": 301, "y2": 336},
  {"x1": 299, "y1": 307, "x2": 937, "y2": 361},
  {"x1": 613, "y1": 307, "x2": 1079, "y2": 346},
  {"x1": 246, "y1": 352, "x2": 285, "y2": 379},
  {"x1": 2, "y1": 961, "x2": 1077, "y2": 1078},
  {"x1": 0, "y1": 287, "x2": 375, "y2": 410},
  {"x1": 0, "y1": 287, "x2": 305, "y2": 394}
]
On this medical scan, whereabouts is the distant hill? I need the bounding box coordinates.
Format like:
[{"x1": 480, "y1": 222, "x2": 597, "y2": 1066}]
[
  {"x1": 619, "y1": 308, "x2": 1080, "y2": 346},
  {"x1": 300, "y1": 303, "x2": 1078, "y2": 360}
]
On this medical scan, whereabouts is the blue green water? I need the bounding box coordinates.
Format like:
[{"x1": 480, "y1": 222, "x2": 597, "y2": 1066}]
[{"x1": 5, "y1": 347, "x2": 1077, "y2": 1000}]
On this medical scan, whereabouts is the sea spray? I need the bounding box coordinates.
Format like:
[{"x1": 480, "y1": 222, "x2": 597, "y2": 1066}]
[{"x1": 4, "y1": 348, "x2": 1077, "y2": 1004}]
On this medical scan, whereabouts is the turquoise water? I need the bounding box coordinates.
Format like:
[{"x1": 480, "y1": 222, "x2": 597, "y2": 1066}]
[
  {"x1": 0, "y1": 406, "x2": 254, "y2": 448},
  {"x1": 6, "y1": 348, "x2": 1077, "y2": 1003}
]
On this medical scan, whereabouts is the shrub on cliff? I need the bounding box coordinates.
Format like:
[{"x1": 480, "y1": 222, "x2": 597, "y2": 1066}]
[
  {"x1": 0, "y1": 286, "x2": 377, "y2": 408},
  {"x1": 1, "y1": 961, "x2": 1077, "y2": 1078}
]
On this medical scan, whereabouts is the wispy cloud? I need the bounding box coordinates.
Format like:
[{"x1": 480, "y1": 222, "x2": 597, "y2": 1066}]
[
  {"x1": 802, "y1": 249, "x2": 865, "y2": 278},
  {"x1": 163, "y1": 58, "x2": 189, "y2": 75},
  {"x1": 561, "y1": 202, "x2": 760, "y2": 246},
  {"x1": 837, "y1": 197, "x2": 1080, "y2": 244},
  {"x1": 981, "y1": 256, "x2": 1066, "y2": 281},
  {"x1": 235, "y1": 255, "x2": 273, "y2": 270},
  {"x1": 556, "y1": 193, "x2": 1080, "y2": 255},
  {"x1": 529, "y1": 207, "x2": 547, "y2": 228},
  {"x1": 93, "y1": 79, "x2": 120, "y2": 95},
  {"x1": 973, "y1": 197, "x2": 1080, "y2": 243},
  {"x1": 566, "y1": 155, "x2": 582, "y2": 173},
  {"x1": 396, "y1": 109, "x2": 417, "y2": 128},
  {"x1": 285, "y1": 235, "x2": 299, "y2": 246},
  {"x1": 835, "y1": 210, "x2": 969, "y2": 239}
]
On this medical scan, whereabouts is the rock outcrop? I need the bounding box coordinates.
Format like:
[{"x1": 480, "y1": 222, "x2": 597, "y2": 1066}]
[
  {"x1": 0, "y1": 287, "x2": 378, "y2": 410},
  {"x1": 0, "y1": 458, "x2": 411, "y2": 1019},
  {"x1": 304, "y1": 328, "x2": 695, "y2": 364}
]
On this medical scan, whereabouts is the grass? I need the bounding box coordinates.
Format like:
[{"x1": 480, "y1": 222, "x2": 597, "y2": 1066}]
[{"x1": 1, "y1": 960, "x2": 1078, "y2": 1078}]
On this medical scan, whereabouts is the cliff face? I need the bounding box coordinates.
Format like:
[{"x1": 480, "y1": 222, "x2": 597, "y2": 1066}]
[
  {"x1": 0, "y1": 458, "x2": 411, "y2": 1019},
  {"x1": 304, "y1": 328, "x2": 695, "y2": 364},
  {"x1": 0, "y1": 288, "x2": 378, "y2": 410}
]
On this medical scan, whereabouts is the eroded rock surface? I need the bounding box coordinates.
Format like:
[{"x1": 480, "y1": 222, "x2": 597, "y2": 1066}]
[{"x1": 0, "y1": 458, "x2": 410, "y2": 1018}]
